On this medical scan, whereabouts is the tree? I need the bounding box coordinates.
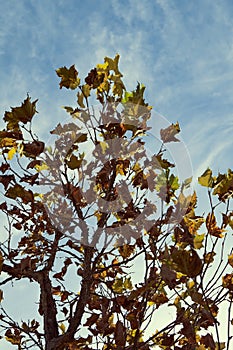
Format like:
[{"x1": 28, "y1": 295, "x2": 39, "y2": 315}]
[{"x1": 0, "y1": 54, "x2": 232, "y2": 350}]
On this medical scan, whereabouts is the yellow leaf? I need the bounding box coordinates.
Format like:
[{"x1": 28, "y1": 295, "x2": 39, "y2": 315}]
[
  {"x1": 187, "y1": 280, "x2": 195, "y2": 289},
  {"x1": 7, "y1": 146, "x2": 17, "y2": 160},
  {"x1": 228, "y1": 254, "x2": 233, "y2": 267},
  {"x1": 0, "y1": 137, "x2": 16, "y2": 147},
  {"x1": 94, "y1": 211, "x2": 103, "y2": 223},
  {"x1": 59, "y1": 322, "x2": 66, "y2": 334},
  {"x1": 104, "y1": 54, "x2": 121, "y2": 74},
  {"x1": 99, "y1": 141, "x2": 109, "y2": 154},
  {"x1": 184, "y1": 210, "x2": 205, "y2": 235},
  {"x1": 77, "y1": 92, "x2": 85, "y2": 108},
  {"x1": 97, "y1": 61, "x2": 109, "y2": 71},
  {"x1": 35, "y1": 162, "x2": 49, "y2": 172},
  {"x1": 108, "y1": 314, "x2": 114, "y2": 326},
  {"x1": 193, "y1": 233, "x2": 205, "y2": 249},
  {"x1": 34, "y1": 193, "x2": 44, "y2": 200},
  {"x1": 112, "y1": 277, "x2": 124, "y2": 294},
  {"x1": 82, "y1": 84, "x2": 91, "y2": 98},
  {"x1": 132, "y1": 162, "x2": 141, "y2": 172},
  {"x1": 176, "y1": 272, "x2": 185, "y2": 279},
  {"x1": 198, "y1": 168, "x2": 213, "y2": 187}
]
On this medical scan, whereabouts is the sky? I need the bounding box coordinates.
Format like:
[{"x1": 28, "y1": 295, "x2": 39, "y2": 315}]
[{"x1": 0, "y1": 0, "x2": 233, "y2": 348}]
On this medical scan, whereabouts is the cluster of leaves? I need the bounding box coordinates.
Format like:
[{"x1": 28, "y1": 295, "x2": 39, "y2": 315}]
[{"x1": 0, "y1": 54, "x2": 232, "y2": 350}]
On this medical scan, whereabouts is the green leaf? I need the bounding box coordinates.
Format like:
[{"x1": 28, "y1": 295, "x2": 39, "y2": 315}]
[
  {"x1": 56, "y1": 65, "x2": 80, "y2": 90},
  {"x1": 198, "y1": 168, "x2": 213, "y2": 187},
  {"x1": 169, "y1": 174, "x2": 179, "y2": 191},
  {"x1": 122, "y1": 82, "x2": 148, "y2": 107}
]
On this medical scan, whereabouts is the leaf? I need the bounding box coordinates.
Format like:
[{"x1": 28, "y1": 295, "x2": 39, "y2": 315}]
[
  {"x1": 149, "y1": 292, "x2": 168, "y2": 307},
  {"x1": 27, "y1": 160, "x2": 42, "y2": 169},
  {"x1": 81, "y1": 84, "x2": 91, "y2": 98},
  {"x1": 23, "y1": 141, "x2": 44, "y2": 158},
  {"x1": 4, "y1": 95, "x2": 38, "y2": 129},
  {"x1": 112, "y1": 277, "x2": 124, "y2": 294},
  {"x1": 118, "y1": 244, "x2": 135, "y2": 259},
  {"x1": 154, "y1": 154, "x2": 175, "y2": 169},
  {"x1": 213, "y1": 169, "x2": 233, "y2": 201},
  {"x1": 124, "y1": 277, "x2": 133, "y2": 290},
  {"x1": 198, "y1": 168, "x2": 213, "y2": 187},
  {"x1": 204, "y1": 252, "x2": 216, "y2": 264},
  {"x1": 7, "y1": 146, "x2": 17, "y2": 160},
  {"x1": 84, "y1": 313, "x2": 99, "y2": 327},
  {"x1": 200, "y1": 334, "x2": 215, "y2": 350},
  {"x1": 169, "y1": 174, "x2": 179, "y2": 191},
  {"x1": 112, "y1": 75, "x2": 125, "y2": 97},
  {"x1": 66, "y1": 154, "x2": 83, "y2": 170},
  {"x1": 61, "y1": 291, "x2": 70, "y2": 302},
  {"x1": 59, "y1": 323, "x2": 66, "y2": 334},
  {"x1": 0, "y1": 137, "x2": 16, "y2": 148},
  {"x1": 206, "y1": 213, "x2": 225, "y2": 238},
  {"x1": 160, "y1": 122, "x2": 180, "y2": 143},
  {"x1": 85, "y1": 68, "x2": 105, "y2": 89},
  {"x1": 222, "y1": 273, "x2": 233, "y2": 291},
  {"x1": 171, "y1": 248, "x2": 202, "y2": 278},
  {"x1": 0, "y1": 163, "x2": 10, "y2": 173},
  {"x1": 5, "y1": 329, "x2": 22, "y2": 345},
  {"x1": 6, "y1": 184, "x2": 34, "y2": 204},
  {"x1": 70, "y1": 186, "x2": 87, "y2": 207},
  {"x1": 160, "y1": 264, "x2": 177, "y2": 289},
  {"x1": 99, "y1": 141, "x2": 109, "y2": 154},
  {"x1": 35, "y1": 162, "x2": 49, "y2": 172},
  {"x1": 114, "y1": 320, "x2": 126, "y2": 346},
  {"x1": 77, "y1": 92, "x2": 85, "y2": 108},
  {"x1": 104, "y1": 54, "x2": 121, "y2": 74},
  {"x1": 0, "y1": 175, "x2": 15, "y2": 190},
  {"x1": 50, "y1": 122, "x2": 80, "y2": 135},
  {"x1": 193, "y1": 233, "x2": 205, "y2": 249},
  {"x1": 184, "y1": 210, "x2": 205, "y2": 235},
  {"x1": 56, "y1": 65, "x2": 80, "y2": 90},
  {"x1": 228, "y1": 254, "x2": 233, "y2": 267}
]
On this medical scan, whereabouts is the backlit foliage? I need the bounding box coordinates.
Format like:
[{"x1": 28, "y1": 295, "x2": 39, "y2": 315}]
[{"x1": 0, "y1": 54, "x2": 232, "y2": 350}]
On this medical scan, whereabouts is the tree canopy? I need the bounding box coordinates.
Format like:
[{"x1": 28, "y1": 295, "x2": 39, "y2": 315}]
[{"x1": 0, "y1": 54, "x2": 233, "y2": 350}]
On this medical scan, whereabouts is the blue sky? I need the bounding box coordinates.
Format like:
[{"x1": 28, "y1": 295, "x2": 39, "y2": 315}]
[
  {"x1": 1, "y1": 0, "x2": 233, "y2": 178},
  {"x1": 1, "y1": 0, "x2": 233, "y2": 347}
]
